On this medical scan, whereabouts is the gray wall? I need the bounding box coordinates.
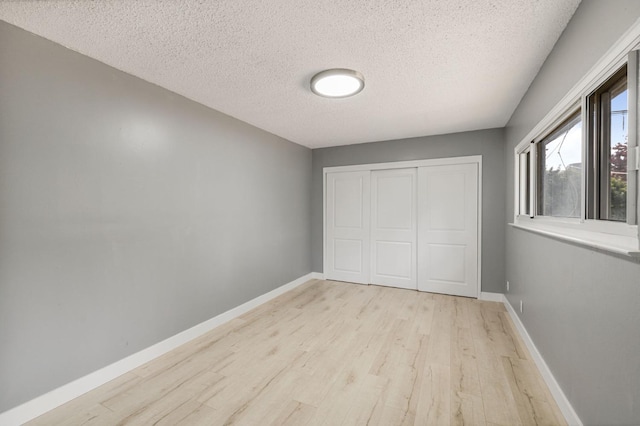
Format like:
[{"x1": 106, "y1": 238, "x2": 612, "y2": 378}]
[
  {"x1": 0, "y1": 22, "x2": 311, "y2": 412},
  {"x1": 504, "y1": 1, "x2": 640, "y2": 424},
  {"x1": 312, "y1": 129, "x2": 506, "y2": 293}
]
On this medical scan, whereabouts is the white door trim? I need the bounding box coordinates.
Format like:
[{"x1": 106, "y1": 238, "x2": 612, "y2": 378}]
[
  {"x1": 324, "y1": 155, "x2": 482, "y2": 174},
  {"x1": 323, "y1": 155, "x2": 482, "y2": 297}
]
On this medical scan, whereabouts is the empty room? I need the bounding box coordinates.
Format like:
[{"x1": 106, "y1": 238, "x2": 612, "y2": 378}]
[{"x1": 1, "y1": 1, "x2": 639, "y2": 425}]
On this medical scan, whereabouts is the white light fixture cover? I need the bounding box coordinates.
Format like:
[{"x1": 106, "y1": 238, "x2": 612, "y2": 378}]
[{"x1": 311, "y1": 69, "x2": 365, "y2": 98}]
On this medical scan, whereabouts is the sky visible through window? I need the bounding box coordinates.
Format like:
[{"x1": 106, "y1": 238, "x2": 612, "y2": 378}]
[
  {"x1": 544, "y1": 120, "x2": 581, "y2": 171},
  {"x1": 545, "y1": 91, "x2": 627, "y2": 172},
  {"x1": 611, "y1": 90, "x2": 628, "y2": 150}
]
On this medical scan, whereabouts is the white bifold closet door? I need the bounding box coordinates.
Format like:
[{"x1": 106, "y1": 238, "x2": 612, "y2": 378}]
[
  {"x1": 325, "y1": 159, "x2": 479, "y2": 298},
  {"x1": 325, "y1": 171, "x2": 370, "y2": 284},
  {"x1": 370, "y1": 168, "x2": 417, "y2": 290},
  {"x1": 417, "y1": 163, "x2": 478, "y2": 298}
]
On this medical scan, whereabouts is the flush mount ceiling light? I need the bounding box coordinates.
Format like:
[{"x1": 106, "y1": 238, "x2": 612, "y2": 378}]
[{"x1": 310, "y1": 68, "x2": 365, "y2": 98}]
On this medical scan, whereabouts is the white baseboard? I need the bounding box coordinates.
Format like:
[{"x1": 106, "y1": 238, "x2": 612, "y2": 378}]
[
  {"x1": 502, "y1": 296, "x2": 583, "y2": 426},
  {"x1": 478, "y1": 291, "x2": 582, "y2": 425},
  {"x1": 0, "y1": 272, "x2": 317, "y2": 426},
  {"x1": 309, "y1": 272, "x2": 325, "y2": 280},
  {"x1": 2, "y1": 275, "x2": 580, "y2": 426},
  {"x1": 479, "y1": 291, "x2": 505, "y2": 302}
]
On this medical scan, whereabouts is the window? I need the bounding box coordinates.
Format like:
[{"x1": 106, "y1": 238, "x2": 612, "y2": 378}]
[
  {"x1": 536, "y1": 111, "x2": 582, "y2": 218},
  {"x1": 514, "y1": 49, "x2": 639, "y2": 256},
  {"x1": 587, "y1": 66, "x2": 628, "y2": 221}
]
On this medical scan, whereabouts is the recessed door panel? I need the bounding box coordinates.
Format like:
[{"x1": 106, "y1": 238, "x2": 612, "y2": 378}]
[
  {"x1": 325, "y1": 171, "x2": 370, "y2": 284},
  {"x1": 426, "y1": 243, "x2": 466, "y2": 283},
  {"x1": 426, "y1": 173, "x2": 466, "y2": 231},
  {"x1": 371, "y1": 168, "x2": 417, "y2": 289},
  {"x1": 334, "y1": 178, "x2": 363, "y2": 228},
  {"x1": 376, "y1": 174, "x2": 414, "y2": 230},
  {"x1": 375, "y1": 241, "x2": 413, "y2": 279},
  {"x1": 418, "y1": 163, "x2": 478, "y2": 297},
  {"x1": 333, "y1": 239, "x2": 363, "y2": 273}
]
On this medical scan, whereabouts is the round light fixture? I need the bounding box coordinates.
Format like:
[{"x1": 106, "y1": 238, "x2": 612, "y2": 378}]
[{"x1": 310, "y1": 68, "x2": 365, "y2": 98}]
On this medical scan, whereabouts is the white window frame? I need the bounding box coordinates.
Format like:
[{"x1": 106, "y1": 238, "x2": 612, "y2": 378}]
[
  {"x1": 512, "y1": 24, "x2": 640, "y2": 258},
  {"x1": 517, "y1": 145, "x2": 533, "y2": 218}
]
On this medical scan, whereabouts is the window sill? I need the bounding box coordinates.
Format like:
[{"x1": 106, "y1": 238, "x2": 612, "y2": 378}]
[{"x1": 509, "y1": 220, "x2": 640, "y2": 258}]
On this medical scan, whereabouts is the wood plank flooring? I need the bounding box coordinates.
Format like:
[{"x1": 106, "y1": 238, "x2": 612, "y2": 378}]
[{"x1": 27, "y1": 279, "x2": 566, "y2": 425}]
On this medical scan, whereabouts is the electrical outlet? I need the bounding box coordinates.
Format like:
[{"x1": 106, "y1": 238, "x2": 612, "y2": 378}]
[
  {"x1": 519, "y1": 300, "x2": 523, "y2": 313},
  {"x1": 506, "y1": 281, "x2": 510, "y2": 292}
]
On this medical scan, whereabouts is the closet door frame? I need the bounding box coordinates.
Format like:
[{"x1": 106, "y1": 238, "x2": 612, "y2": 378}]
[{"x1": 323, "y1": 155, "x2": 482, "y2": 297}]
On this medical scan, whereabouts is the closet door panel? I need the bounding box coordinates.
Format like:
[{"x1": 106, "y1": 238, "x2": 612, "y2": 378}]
[
  {"x1": 370, "y1": 168, "x2": 417, "y2": 289},
  {"x1": 325, "y1": 171, "x2": 370, "y2": 284},
  {"x1": 418, "y1": 163, "x2": 478, "y2": 297}
]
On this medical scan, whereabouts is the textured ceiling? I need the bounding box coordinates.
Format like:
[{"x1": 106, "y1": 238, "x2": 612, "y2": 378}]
[{"x1": 0, "y1": 0, "x2": 580, "y2": 148}]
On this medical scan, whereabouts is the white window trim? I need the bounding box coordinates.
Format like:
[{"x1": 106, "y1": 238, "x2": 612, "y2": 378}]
[
  {"x1": 517, "y1": 146, "x2": 532, "y2": 217},
  {"x1": 512, "y1": 19, "x2": 640, "y2": 258},
  {"x1": 510, "y1": 218, "x2": 639, "y2": 257}
]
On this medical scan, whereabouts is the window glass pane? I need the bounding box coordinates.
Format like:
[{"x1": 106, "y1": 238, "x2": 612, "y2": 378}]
[
  {"x1": 540, "y1": 115, "x2": 582, "y2": 217},
  {"x1": 609, "y1": 85, "x2": 627, "y2": 221}
]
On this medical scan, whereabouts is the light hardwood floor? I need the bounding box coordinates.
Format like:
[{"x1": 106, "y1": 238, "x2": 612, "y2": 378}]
[{"x1": 27, "y1": 279, "x2": 566, "y2": 425}]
